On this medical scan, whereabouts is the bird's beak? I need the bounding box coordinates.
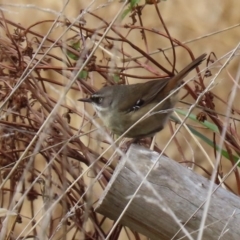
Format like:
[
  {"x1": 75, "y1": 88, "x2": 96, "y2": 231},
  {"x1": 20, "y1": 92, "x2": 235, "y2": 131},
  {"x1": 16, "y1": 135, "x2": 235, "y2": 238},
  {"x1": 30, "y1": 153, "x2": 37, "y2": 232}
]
[{"x1": 78, "y1": 98, "x2": 92, "y2": 103}]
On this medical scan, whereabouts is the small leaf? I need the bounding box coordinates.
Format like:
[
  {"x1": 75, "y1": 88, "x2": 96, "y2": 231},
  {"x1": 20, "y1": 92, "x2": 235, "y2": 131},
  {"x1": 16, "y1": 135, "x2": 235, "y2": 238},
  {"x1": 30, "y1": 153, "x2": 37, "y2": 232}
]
[
  {"x1": 170, "y1": 115, "x2": 239, "y2": 165},
  {"x1": 71, "y1": 41, "x2": 80, "y2": 50},
  {"x1": 79, "y1": 70, "x2": 88, "y2": 79},
  {"x1": 67, "y1": 52, "x2": 78, "y2": 60},
  {"x1": 121, "y1": 0, "x2": 140, "y2": 20},
  {"x1": 187, "y1": 125, "x2": 239, "y2": 166},
  {"x1": 67, "y1": 41, "x2": 81, "y2": 60},
  {"x1": 121, "y1": 8, "x2": 131, "y2": 20},
  {"x1": 175, "y1": 109, "x2": 219, "y2": 133},
  {"x1": 113, "y1": 74, "x2": 120, "y2": 83},
  {"x1": 130, "y1": 0, "x2": 141, "y2": 7}
]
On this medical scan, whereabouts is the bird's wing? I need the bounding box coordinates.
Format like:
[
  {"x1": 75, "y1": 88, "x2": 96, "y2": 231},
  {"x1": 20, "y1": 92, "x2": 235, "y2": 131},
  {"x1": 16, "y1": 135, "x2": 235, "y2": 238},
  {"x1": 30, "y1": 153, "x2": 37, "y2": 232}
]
[{"x1": 118, "y1": 78, "x2": 170, "y2": 113}]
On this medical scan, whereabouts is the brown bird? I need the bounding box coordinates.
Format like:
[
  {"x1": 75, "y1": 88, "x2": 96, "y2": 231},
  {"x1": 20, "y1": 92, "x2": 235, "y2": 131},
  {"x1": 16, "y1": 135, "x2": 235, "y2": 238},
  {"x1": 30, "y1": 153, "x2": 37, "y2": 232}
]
[{"x1": 79, "y1": 54, "x2": 206, "y2": 138}]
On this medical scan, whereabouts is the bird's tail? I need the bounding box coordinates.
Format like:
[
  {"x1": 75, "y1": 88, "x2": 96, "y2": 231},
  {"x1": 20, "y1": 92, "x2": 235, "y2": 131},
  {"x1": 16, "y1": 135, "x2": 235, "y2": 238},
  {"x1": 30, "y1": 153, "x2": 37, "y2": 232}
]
[{"x1": 164, "y1": 53, "x2": 207, "y2": 93}]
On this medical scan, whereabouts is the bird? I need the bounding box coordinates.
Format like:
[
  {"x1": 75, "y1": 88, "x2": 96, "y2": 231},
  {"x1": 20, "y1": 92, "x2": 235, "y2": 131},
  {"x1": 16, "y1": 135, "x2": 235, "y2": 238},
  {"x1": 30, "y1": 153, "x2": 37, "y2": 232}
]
[{"x1": 78, "y1": 53, "x2": 206, "y2": 138}]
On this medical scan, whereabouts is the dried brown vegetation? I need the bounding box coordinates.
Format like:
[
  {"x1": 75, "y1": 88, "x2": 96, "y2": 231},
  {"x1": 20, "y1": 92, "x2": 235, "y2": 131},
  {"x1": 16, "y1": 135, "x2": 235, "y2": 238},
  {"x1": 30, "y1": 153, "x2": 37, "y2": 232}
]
[{"x1": 0, "y1": 0, "x2": 240, "y2": 239}]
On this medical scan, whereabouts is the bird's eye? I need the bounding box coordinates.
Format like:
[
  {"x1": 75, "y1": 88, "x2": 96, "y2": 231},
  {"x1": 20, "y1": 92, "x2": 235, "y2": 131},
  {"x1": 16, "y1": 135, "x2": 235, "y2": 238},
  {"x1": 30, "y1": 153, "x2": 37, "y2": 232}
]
[
  {"x1": 97, "y1": 97, "x2": 103, "y2": 103},
  {"x1": 91, "y1": 96, "x2": 103, "y2": 104}
]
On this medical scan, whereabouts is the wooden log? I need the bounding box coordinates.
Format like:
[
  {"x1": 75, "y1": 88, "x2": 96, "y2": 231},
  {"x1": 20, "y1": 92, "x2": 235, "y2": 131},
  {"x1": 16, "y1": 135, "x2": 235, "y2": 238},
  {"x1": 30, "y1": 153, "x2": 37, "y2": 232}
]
[{"x1": 95, "y1": 144, "x2": 240, "y2": 240}]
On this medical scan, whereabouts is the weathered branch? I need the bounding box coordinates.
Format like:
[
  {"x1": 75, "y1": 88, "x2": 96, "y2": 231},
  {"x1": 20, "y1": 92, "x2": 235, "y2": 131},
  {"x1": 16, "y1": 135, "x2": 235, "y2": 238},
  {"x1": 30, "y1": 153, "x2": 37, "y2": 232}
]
[{"x1": 95, "y1": 144, "x2": 240, "y2": 240}]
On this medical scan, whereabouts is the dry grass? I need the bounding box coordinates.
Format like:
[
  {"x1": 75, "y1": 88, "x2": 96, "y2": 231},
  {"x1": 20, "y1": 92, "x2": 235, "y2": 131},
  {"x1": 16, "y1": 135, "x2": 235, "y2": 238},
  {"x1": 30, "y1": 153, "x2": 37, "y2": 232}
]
[{"x1": 0, "y1": 0, "x2": 240, "y2": 239}]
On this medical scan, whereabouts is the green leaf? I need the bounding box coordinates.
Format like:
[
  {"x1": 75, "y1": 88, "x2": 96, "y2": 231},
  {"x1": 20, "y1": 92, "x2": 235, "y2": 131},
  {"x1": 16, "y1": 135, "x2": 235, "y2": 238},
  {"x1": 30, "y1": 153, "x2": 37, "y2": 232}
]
[
  {"x1": 121, "y1": 8, "x2": 131, "y2": 20},
  {"x1": 67, "y1": 52, "x2": 78, "y2": 60},
  {"x1": 170, "y1": 114, "x2": 239, "y2": 164},
  {"x1": 130, "y1": 0, "x2": 141, "y2": 7},
  {"x1": 113, "y1": 74, "x2": 120, "y2": 83},
  {"x1": 175, "y1": 109, "x2": 219, "y2": 133},
  {"x1": 121, "y1": 0, "x2": 141, "y2": 20},
  {"x1": 79, "y1": 70, "x2": 88, "y2": 79},
  {"x1": 187, "y1": 125, "x2": 240, "y2": 166},
  {"x1": 67, "y1": 41, "x2": 81, "y2": 60}
]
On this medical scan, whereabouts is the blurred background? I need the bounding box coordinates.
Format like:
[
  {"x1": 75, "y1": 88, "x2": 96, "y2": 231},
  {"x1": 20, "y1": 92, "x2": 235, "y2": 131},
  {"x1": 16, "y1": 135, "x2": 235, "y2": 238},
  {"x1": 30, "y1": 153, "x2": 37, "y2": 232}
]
[{"x1": 0, "y1": 0, "x2": 240, "y2": 239}]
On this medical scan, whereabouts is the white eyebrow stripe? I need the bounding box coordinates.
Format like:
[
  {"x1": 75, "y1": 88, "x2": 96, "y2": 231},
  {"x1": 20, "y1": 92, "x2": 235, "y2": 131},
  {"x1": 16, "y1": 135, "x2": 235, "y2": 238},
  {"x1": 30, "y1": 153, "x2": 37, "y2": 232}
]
[
  {"x1": 92, "y1": 94, "x2": 103, "y2": 98},
  {"x1": 93, "y1": 103, "x2": 108, "y2": 112}
]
